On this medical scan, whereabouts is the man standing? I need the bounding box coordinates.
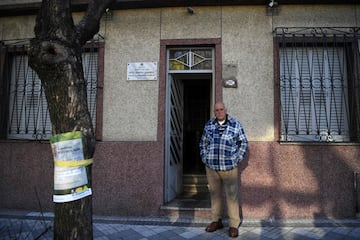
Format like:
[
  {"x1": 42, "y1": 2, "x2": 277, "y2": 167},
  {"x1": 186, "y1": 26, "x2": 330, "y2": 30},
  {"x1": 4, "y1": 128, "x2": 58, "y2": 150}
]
[{"x1": 199, "y1": 102, "x2": 248, "y2": 238}]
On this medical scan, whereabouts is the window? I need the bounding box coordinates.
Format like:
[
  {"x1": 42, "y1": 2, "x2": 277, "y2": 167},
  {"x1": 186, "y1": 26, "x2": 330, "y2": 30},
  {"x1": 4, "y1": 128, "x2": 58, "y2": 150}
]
[
  {"x1": 275, "y1": 27, "x2": 360, "y2": 143},
  {"x1": 0, "y1": 40, "x2": 102, "y2": 140},
  {"x1": 168, "y1": 48, "x2": 213, "y2": 72},
  {"x1": 7, "y1": 53, "x2": 51, "y2": 139}
]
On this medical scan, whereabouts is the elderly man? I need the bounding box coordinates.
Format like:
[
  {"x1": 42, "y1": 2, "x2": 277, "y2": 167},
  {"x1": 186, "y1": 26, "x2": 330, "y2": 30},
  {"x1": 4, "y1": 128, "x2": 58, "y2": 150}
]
[{"x1": 199, "y1": 102, "x2": 248, "y2": 238}]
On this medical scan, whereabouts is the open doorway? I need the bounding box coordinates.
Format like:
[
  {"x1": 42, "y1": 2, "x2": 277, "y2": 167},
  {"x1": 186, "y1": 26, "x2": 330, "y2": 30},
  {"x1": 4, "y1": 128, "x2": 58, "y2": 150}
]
[
  {"x1": 164, "y1": 46, "x2": 215, "y2": 205},
  {"x1": 183, "y1": 76, "x2": 211, "y2": 174},
  {"x1": 165, "y1": 73, "x2": 212, "y2": 207}
]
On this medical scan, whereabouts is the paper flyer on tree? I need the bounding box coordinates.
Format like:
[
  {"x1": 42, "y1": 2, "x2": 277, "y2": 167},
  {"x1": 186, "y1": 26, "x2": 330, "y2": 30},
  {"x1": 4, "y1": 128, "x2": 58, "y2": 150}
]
[{"x1": 50, "y1": 131, "x2": 92, "y2": 203}]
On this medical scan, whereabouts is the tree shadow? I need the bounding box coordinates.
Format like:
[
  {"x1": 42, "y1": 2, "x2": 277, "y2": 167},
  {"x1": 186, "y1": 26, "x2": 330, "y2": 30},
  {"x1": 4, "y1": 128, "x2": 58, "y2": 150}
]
[
  {"x1": 242, "y1": 143, "x2": 359, "y2": 239},
  {"x1": 303, "y1": 145, "x2": 358, "y2": 221},
  {"x1": 238, "y1": 152, "x2": 249, "y2": 226}
]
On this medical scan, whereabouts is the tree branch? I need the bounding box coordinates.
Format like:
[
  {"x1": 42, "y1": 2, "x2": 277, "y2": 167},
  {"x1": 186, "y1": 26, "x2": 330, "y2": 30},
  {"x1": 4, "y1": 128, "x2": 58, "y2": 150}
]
[
  {"x1": 76, "y1": 0, "x2": 116, "y2": 45},
  {"x1": 34, "y1": 0, "x2": 76, "y2": 44}
]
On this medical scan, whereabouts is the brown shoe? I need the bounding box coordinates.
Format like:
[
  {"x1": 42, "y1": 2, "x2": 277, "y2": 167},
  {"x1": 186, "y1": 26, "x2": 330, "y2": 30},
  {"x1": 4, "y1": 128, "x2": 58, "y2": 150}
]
[
  {"x1": 205, "y1": 219, "x2": 224, "y2": 232},
  {"x1": 229, "y1": 227, "x2": 239, "y2": 237}
]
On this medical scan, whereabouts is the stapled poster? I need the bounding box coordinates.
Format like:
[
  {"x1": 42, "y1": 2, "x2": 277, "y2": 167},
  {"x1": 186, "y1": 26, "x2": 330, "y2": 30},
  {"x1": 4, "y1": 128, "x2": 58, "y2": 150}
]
[{"x1": 50, "y1": 131, "x2": 92, "y2": 203}]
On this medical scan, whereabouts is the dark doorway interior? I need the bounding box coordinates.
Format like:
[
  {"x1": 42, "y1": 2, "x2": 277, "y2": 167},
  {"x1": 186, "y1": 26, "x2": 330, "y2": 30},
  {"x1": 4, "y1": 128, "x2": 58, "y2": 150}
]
[{"x1": 183, "y1": 77, "x2": 211, "y2": 174}]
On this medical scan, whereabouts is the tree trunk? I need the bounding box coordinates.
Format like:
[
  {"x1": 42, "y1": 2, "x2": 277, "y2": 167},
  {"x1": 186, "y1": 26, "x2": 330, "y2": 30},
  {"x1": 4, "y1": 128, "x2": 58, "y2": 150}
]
[
  {"x1": 28, "y1": 0, "x2": 115, "y2": 239},
  {"x1": 29, "y1": 36, "x2": 96, "y2": 239}
]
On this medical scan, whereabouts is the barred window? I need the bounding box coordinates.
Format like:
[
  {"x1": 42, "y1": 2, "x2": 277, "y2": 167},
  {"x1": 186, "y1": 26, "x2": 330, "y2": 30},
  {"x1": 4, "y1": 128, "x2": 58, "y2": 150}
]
[
  {"x1": 0, "y1": 41, "x2": 101, "y2": 140},
  {"x1": 275, "y1": 27, "x2": 360, "y2": 143}
]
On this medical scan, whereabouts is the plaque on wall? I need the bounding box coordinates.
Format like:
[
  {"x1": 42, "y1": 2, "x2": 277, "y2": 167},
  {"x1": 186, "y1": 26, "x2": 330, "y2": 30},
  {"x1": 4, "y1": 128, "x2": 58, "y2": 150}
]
[{"x1": 127, "y1": 62, "x2": 158, "y2": 81}]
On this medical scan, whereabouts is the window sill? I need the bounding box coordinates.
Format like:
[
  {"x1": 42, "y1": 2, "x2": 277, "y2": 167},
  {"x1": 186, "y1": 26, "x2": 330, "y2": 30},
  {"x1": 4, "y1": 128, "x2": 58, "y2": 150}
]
[{"x1": 278, "y1": 141, "x2": 360, "y2": 146}]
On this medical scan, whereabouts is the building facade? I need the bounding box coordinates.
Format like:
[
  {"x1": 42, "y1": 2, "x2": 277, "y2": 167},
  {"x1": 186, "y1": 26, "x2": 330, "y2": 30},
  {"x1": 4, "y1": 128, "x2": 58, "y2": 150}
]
[{"x1": 1, "y1": 0, "x2": 360, "y2": 220}]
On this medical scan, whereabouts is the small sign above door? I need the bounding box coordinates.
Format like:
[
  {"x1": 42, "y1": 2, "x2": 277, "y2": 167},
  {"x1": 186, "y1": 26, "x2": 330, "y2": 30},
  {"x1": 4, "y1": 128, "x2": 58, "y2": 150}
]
[{"x1": 127, "y1": 62, "x2": 158, "y2": 81}]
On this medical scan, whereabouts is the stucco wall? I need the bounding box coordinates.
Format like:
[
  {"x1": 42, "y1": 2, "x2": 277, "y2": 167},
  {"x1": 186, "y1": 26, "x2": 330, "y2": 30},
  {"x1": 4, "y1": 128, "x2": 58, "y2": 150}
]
[
  {"x1": 0, "y1": 15, "x2": 35, "y2": 40},
  {"x1": 221, "y1": 6, "x2": 274, "y2": 141},
  {"x1": 100, "y1": 9, "x2": 160, "y2": 141},
  {"x1": 1, "y1": 5, "x2": 358, "y2": 141},
  {"x1": 98, "y1": 4, "x2": 359, "y2": 141},
  {"x1": 273, "y1": 4, "x2": 358, "y2": 27},
  {"x1": 160, "y1": 6, "x2": 222, "y2": 39}
]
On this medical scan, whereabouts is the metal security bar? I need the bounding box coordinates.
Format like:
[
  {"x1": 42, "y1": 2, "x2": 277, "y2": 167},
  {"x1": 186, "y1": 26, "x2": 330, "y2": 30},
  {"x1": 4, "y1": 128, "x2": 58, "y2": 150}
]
[
  {"x1": 274, "y1": 27, "x2": 360, "y2": 142},
  {"x1": 0, "y1": 37, "x2": 102, "y2": 140}
]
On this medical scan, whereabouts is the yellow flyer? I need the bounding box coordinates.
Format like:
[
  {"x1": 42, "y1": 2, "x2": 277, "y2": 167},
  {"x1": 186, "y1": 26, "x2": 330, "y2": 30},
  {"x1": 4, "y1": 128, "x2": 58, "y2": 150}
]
[{"x1": 50, "y1": 131, "x2": 92, "y2": 203}]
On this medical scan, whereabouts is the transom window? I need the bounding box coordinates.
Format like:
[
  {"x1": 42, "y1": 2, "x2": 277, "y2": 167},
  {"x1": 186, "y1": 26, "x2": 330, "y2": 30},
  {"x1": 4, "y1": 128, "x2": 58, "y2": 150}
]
[
  {"x1": 275, "y1": 27, "x2": 360, "y2": 143},
  {"x1": 168, "y1": 48, "x2": 213, "y2": 72}
]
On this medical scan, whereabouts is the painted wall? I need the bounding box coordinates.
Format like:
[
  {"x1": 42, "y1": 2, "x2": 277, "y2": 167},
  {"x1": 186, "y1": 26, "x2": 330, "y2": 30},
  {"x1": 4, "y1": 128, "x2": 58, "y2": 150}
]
[
  {"x1": 1, "y1": 4, "x2": 360, "y2": 219},
  {"x1": 221, "y1": 6, "x2": 275, "y2": 141},
  {"x1": 0, "y1": 15, "x2": 35, "y2": 39},
  {"x1": 100, "y1": 9, "x2": 161, "y2": 141},
  {"x1": 99, "y1": 4, "x2": 359, "y2": 141},
  {"x1": 1, "y1": 5, "x2": 357, "y2": 141}
]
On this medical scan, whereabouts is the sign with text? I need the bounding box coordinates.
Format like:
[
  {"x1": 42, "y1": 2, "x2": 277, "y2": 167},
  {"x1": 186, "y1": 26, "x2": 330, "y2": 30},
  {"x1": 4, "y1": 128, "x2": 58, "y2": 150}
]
[
  {"x1": 127, "y1": 62, "x2": 158, "y2": 80},
  {"x1": 50, "y1": 131, "x2": 92, "y2": 203}
]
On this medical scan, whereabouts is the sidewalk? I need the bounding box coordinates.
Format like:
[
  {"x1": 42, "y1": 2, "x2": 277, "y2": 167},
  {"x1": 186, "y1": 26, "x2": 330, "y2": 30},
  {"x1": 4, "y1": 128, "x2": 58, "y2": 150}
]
[{"x1": 1, "y1": 210, "x2": 360, "y2": 239}]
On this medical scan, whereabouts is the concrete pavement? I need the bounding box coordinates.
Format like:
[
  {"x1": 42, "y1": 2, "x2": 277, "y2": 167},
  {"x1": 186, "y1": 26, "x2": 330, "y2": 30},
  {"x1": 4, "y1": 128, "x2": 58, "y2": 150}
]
[{"x1": 1, "y1": 210, "x2": 360, "y2": 239}]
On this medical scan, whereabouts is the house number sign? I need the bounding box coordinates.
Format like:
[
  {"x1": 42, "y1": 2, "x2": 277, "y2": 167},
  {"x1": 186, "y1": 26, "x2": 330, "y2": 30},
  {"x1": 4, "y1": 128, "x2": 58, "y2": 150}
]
[{"x1": 127, "y1": 62, "x2": 158, "y2": 80}]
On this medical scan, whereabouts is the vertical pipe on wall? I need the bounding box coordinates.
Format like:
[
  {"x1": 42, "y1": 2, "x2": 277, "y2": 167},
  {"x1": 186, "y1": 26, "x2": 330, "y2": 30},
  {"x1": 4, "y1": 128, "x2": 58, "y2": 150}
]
[{"x1": 354, "y1": 172, "x2": 360, "y2": 217}]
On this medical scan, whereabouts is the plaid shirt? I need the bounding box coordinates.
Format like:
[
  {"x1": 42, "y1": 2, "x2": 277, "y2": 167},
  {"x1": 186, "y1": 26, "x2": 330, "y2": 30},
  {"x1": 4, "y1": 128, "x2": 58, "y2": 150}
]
[{"x1": 199, "y1": 115, "x2": 248, "y2": 171}]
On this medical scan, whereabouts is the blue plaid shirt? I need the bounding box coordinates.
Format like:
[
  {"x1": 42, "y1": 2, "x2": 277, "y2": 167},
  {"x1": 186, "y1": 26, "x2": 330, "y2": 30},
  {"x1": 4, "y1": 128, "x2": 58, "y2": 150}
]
[{"x1": 199, "y1": 115, "x2": 248, "y2": 171}]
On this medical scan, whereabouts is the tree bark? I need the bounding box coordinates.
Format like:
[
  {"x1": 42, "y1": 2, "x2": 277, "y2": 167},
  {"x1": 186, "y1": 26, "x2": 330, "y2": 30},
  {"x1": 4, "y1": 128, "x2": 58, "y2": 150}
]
[{"x1": 28, "y1": 0, "x2": 115, "y2": 239}]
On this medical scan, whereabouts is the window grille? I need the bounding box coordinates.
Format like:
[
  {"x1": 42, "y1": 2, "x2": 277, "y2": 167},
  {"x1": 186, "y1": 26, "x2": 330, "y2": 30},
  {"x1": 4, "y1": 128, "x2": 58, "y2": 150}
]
[
  {"x1": 8, "y1": 53, "x2": 51, "y2": 140},
  {"x1": 1, "y1": 40, "x2": 100, "y2": 140},
  {"x1": 275, "y1": 27, "x2": 360, "y2": 142}
]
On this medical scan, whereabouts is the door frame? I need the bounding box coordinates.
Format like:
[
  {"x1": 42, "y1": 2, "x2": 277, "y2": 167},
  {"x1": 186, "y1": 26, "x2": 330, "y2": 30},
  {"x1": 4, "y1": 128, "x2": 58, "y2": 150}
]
[{"x1": 163, "y1": 42, "x2": 221, "y2": 203}]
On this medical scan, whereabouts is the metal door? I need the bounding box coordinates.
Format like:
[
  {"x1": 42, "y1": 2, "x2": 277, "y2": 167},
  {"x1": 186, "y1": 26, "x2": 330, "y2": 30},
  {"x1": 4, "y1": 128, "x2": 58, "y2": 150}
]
[{"x1": 165, "y1": 74, "x2": 184, "y2": 202}]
